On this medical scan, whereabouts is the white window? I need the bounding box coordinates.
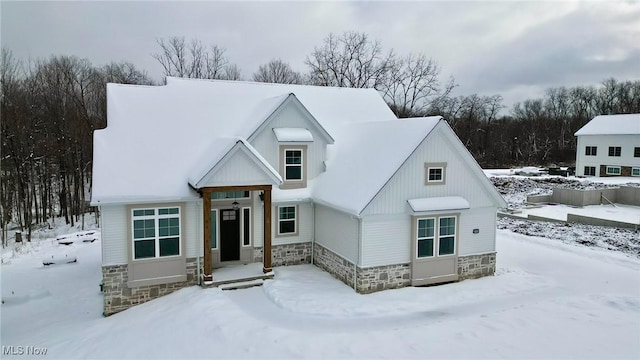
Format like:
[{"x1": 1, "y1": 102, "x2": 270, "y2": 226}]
[
  {"x1": 632, "y1": 168, "x2": 640, "y2": 177},
  {"x1": 416, "y1": 216, "x2": 456, "y2": 258},
  {"x1": 277, "y1": 205, "x2": 297, "y2": 235},
  {"x1": 428, "y1": 167, "x2": 443, "y2": 182},
  {"x1": 606, "y1": 166, "x2": 621, "y2": 175},
  {"x1": 132, "y1": 207, "x2": 180, "y2": 260},
  {"x1": 424, "y1": 163, "x2": 447, "y2": 185},
  {"x1": 284, "y1": 149, "x2": 303, "y2": 181}
]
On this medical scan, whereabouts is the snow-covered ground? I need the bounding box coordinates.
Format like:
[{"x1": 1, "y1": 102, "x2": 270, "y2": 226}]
[{"x1": 2, "y1": 227, "x2": 640, "y2": 358}]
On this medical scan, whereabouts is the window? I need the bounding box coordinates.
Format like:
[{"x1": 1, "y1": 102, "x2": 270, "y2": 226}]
[
  {"x1": 242, "y1": 207, "x2": 251, "y2": 246},
  {"x1": 132, "y1": 207, "x2": 180, "y2": 259},
  {"x1": 416, "y1": 216, "x2": 456, "y2": 259},
  {"x1": 608, "y1": 146, "x2": 621, "y2": 157},
  {"x1": 284, "y1": 150, "x2": 303, "y2": 181},
  {"x1": 417, "y1": 218, "x2": 435, "y2": 258},
  {"x1": 585, "y1": 146, "x2": 597, "y2": 156},
  {"x1": 584, "y1": 166, "x2": 596, "y2": 176},
  {"x1": 424, "y1": 162, "x2": 447, "y2": 185},
  {"x1": 632, "y1": 168, "x2": 640, "y2": 177},
  {"x1": 210, "y1": 209, "x2": 217, "y2": 249},
  {"x1": 635, "y1": 147, "x2": 640, "y2": 158},
  {"x1": 606, "y1": 166, "x2": 621, "y2": 175},
  {"x1": 211, "y1": 191, "x2": 250, "y2": 200},
  {"x1": 277, "y1": 206, "x2": 296, "y2": 235}
]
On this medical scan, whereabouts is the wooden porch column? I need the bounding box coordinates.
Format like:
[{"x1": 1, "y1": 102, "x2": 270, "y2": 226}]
[
  {"x1": 263, "y1": 186, "x2": 272, "y2": 273},
  {"x1": 202, "y1": 189, "x2": 213, "y2": 282}
]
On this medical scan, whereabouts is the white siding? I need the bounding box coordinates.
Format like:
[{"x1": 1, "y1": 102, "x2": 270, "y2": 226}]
[
  {"x1": 250, "y1": 104, "x2": 328, "y2": 181},
  {"x1": 272, "y1": 202, "x2": 314, "y2": 245},
  {"x1": 362, "y1": 124, "x2": 497, "y2": 216},
  {"x1": 204, "y1": 149, "x2": 276, "y2": 187},
  {"x1": 100, "y1": 205, "x2": 127, "y2": 266},
  {"x1": 184, "y1": 201, "x2": 200, "y2": 258},
  {"x1": 314, "y1": 204, "x2": 358, "y2": 262},
  {"x1": 575, "y1": 134, "x2": 640, "y2": 176},
  {"x1": 361, "y1": 214, "x2": 410, "y2": 267},
  {"x1": 458, "y1": 207, "x2": 497, "y2": 256}
]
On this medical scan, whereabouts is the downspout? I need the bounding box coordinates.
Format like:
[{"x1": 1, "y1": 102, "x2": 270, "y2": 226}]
[
  {"x1": 310, "y1": 202, "x2": 315, "y2": 265},
  {"x1": 353, "y1": 216, "x2": 362, "y2": 291},
  {"x1": 196, "y1": 199, "x2": 202, "y2": 285}
]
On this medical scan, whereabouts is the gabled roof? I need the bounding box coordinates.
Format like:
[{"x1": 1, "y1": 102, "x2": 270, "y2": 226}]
[
  {"x1": 92, "y1": 78, "x2": 396, "y2": 204},
  {"x1": 313, "y1": 117, "x2": 442, "y2": 215},
  {"x1": 575, "y1": 114, "x2": 640, "y2": 136}
]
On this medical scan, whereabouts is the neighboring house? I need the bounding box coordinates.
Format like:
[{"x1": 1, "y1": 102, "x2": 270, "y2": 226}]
[
  {"x1": 575, "y1": 114, "x2": 640, "y2": 177},
  {"x1": 92, "y1": 78, "x2": 507, "y2": 316}
]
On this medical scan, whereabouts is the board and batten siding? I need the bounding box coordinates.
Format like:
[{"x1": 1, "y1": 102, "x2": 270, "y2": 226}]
[
  {"x1": 100, "y1": 204, "x2": 127, "y2": 265},
  {"x1": 360, "y1": 214, "x2": 410, "y2": 267},
  {"x1": 205, "y1": 149, "x2": 277, "y2": 187},
  {"x1": 272, "y1": 202, "x2": 314, "y2": 245},
  {"x1": 362, "y1": 124, "x2": 496, "y2": 216},
  {"x1": 314, "y1": 204, "x2": 358, "y2": 262},
  {"x1": 250, "y1": 104, "x2": 328, "y2": 181}
]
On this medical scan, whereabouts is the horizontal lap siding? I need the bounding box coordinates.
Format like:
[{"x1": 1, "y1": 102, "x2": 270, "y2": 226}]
[
  {"x1": 101, "y1": 205, "x2": 127, "y2": 265},
  {"x1": 314, "y1": 204, "x2": 358, "y2": 262},
  {"x1": 458, "y1": 207, "x2": 496, "y2": 255},
  {"x1": 273, "y1": 202, "x2": 313, "y2": 245},
  {"x1": 361, "y1": 214, "x2": 410, "y2": 267},
  {"x1": 184, "y1": 201, "x2": 199, "y2": 258}
]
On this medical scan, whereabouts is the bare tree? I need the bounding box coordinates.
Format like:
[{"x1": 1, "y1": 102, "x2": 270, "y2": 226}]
[
  {"x1": 253, "y1": 58, "x2": 302, "y2": 84},
  {"x1": 152, "y1": 36, "x2": 241, "y2": 80},
  {"x1": 305, "y1": 31, "x2": 395, "y2": 89}
]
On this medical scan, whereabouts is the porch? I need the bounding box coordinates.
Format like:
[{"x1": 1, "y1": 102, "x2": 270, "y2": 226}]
[{"x1": 202, "y1": 262, "x2": 274, "y2": 289}]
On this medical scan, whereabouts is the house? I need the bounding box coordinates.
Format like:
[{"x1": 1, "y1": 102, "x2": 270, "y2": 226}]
[
  {"x1": 574, "y1": 114, "x2": 640, "y2": 177},
  {"x1": 91, "y1": 78, "x2": 507, "y2": 316}
]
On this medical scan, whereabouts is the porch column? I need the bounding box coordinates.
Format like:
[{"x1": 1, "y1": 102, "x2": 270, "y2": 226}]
[
  {"x1": 202, "y1": 188, "x2": 213, "y2": 282},
  {"x1": 263, "y1": 186, "x2": 272, "y2": 273}
]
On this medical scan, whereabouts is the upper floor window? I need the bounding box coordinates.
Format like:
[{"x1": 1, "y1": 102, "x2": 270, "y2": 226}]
[
  {"x1": 585, "y1": 146, "x2": 597, "y2": 156},
  {"x1": 608, "y1": 146, "x2": 621, "y2": 157},
  {"x1": 634, "y1": 147, "x2": 640, "y2": 158},
  {"x1": 424, "y1": 162, "x2": 447, "y2": 185},
  {"x1": 279, "y1": 145, "x2": 307, "y2": 189},
  {"x1": 132, "y1": 207, "x2": 180, "y2": 260}
]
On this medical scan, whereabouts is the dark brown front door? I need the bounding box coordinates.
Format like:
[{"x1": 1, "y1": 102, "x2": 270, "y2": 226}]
[{"x1": 220, "y1": 209, "x2": 240, "y2": 261}]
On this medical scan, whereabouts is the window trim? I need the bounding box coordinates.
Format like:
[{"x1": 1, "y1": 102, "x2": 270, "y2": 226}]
[
  {"x1": 279, "y1": 145, "x2": 308, "y2": 189},
  {"x1": 284, "y1": 149, "x2": 303, "y2": 181},
  {"x1": 416, "y1": 217, "x2": 436, "y2": 258},
  {"x1": 585, "y1": 146, "x2": 597, "y2": 156},
  {"x1": 424, "y1": 162, "x2": 447, "y2": 185},
  {"x1": 608, "y1": 146, "x2": 621, "y2": 157},
  {"x1": 632, "y1": 167, "x2": 640, "y2": 177},
  {"x1": 276, "y1": 205, "x2": 298, "y2": 237},
  {"x1": 414, "y1": 215, "x2": 457, "y2": 259},
  {"x1": 131, "y1": 206, "x2": 182, "y2": 261},
  {"x1": 606, "y1": 166, "x2": 621, "y2": 175}
]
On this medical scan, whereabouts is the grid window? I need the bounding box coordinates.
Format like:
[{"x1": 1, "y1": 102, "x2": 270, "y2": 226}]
[
  {"x1": 438, "y1": 217, "x2": 456, "y2": 256},
  {"x1": 585, "y1": 146, "x2": 597, "y2": 156},
  {"x1": 278, "y1": 206, "x2": 296, "y2": 235},
  {"x1": 608, "y1": 146, "x2": 621, "y2": 157},
  {"x1": 284, "y1": 150, "x2": 303, "y2": 181},
  {"x1": 417, "y1": 218, "x2": 435, "y2": 258},
  {"x1": 132, "y1": 207, "x2": 180, "y2": 259},
  {"x1": 428, "y1": 168, "x2": 443, "y2": 182},
  {"x1": 606, "y1": 166, "x2": 621, "y2": 175},
  {"x1": 416, "y1": 216, "x2": 457, "y2": 259},
  {"x1": 584, "y1": 166, "x2": 596, "y2": 176}
]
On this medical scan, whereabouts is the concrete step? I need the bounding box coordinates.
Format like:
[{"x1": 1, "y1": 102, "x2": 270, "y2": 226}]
[{"x1": 219, "y1": 279, "x2": 264, "y2": 290}]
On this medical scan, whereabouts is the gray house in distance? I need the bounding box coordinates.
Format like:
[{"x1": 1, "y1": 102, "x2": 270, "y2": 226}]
[{"x1": 92, "y1": 78, "x2": 507, "y2": 315}]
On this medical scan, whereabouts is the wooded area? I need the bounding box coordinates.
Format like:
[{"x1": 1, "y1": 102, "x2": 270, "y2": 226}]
[{"x1": 1, "y1": 31, "x2": 639, "y2": 244}]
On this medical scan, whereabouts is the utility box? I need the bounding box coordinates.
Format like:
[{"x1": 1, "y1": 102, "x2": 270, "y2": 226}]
[{"x1": 15, "y1": 231, "x2": 22, "y2": 243}]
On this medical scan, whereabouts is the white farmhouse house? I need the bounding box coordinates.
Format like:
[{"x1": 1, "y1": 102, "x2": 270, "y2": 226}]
[
  {"x1": 574, "y1": 114, "x2": 640, "y2": 177},
  {"x1": 92, "y1": 78, "x2": 506, "y2": 315}
]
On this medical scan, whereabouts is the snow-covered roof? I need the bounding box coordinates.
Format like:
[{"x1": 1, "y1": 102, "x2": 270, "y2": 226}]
[
  {"x1": 313, "y1": 117, "x2": 442, "y2": 215},
  {"x1": 92, "y1": 78, "x2": 396, "y2": 204},
  {"x1": 574, "y1": 114, "x2": 640, "y2": 136},
  {"x1": 273, "y1": 128, "x2": 313, "y2": 142},
  {"x1": 408, "y1": 197, "x2": 470, "y2": 212}
]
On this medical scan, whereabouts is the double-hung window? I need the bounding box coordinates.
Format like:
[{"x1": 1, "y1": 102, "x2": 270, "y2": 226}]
[
  {"x1": 635, "y1": 147, "x2": 640, "y2": 158},
  {"x1": 416, "y1": 216, "x2": 456, "y2": 258},
  {"x1": 608, "y1": 146, "x2": 621, "y2": 157},
  {"x1": 284, "y1": 150, "x2": 303, "y2": 181},
  {"x1": 584, "y1": 166, "x2": 596, "y2": 176},
  {"x1": 277, "y1": 206, "x2": 297, "y2": 235},
  {"x1": 585, "y1": 146, "x2": 597, "y2": 156},
  {"x1": 132, "y1": 207, "x2": 180, "y2": 259}
]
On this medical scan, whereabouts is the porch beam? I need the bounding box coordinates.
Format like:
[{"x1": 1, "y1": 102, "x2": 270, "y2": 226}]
[
  {"x1": 202, "y1": 188, "x2": 213, "y2": 282},
  {"x1": 205, "y1": 185, "x2": 272, "y2": 193},
  {"x1": 263, "y1": 187, "x2": 272, "y2": 273}
]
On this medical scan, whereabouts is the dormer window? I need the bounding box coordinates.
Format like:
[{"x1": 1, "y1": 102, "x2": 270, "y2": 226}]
[
  {"x1": 285, "y1": 150, "x2": 303, "y2": 180},
  {"x1": 279, "y1": 145, "x2": 307, "y2": 189}
]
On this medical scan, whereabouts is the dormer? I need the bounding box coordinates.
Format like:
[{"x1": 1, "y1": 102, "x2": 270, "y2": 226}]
[{"x1": 247, "y1": 93, "x2": 334, "y2": 189}]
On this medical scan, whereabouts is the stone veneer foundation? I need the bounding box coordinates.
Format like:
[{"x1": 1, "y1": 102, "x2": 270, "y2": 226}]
[
  {"x1": 271, "y1": 242, "x2": 312, "y2": 266},
  {"x1": 313, "y1": 243, "x2": 496, "y2": 293},
  {"x1": 102, "y1": 257, "x2": 201, "y2": 316},
  {"x1": 457, "y1": 252, "x2": 496, "y2": 280}
]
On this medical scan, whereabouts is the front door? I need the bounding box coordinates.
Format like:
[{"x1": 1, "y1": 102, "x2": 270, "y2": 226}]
[{"x1": 220, "y1": 209, "x2": 240, "y2": 261}]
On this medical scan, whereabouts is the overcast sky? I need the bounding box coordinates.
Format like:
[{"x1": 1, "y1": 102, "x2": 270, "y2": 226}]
[{"x1": 2, "y1": 1, "x2": 639, "y2": 110}]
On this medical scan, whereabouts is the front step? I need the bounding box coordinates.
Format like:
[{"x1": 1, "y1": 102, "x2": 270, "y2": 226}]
[
  {"x1": 202, "y1": 272, "x2": 274, "y2": 289},
  {"x1": 219, "y1": 279, "x2": 265, "y2": 291}
]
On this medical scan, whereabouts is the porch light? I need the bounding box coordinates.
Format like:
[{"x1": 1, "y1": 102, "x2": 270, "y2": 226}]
[
  {"x1": 259, "y1": 192, "x2": 265, "y2": 203},
  {"x1": 232, "y1": 201, "x2": 239, "y2": 210}
]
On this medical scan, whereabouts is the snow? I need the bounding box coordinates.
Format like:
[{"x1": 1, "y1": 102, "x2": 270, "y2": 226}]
[
  {"x1": 408, "y1": 196, "x2": 470, "y2": 212},
  {"x1": 273, "y1": 128, "x2": 314, "y2": 142},
  {"x1": 516, "y1": 203, "x2": 640, "y2": 224},
  {"x1": 2, "y1": 223, "x2": 639, "y2": 358},
  {"x1": 574, "y1": 113, "x2": 640, "y2": 135}
]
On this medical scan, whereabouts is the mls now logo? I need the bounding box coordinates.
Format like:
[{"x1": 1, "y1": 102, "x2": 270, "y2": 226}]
[{"x1": 2, "y1": 346, "x2": 48, "y2": 356}]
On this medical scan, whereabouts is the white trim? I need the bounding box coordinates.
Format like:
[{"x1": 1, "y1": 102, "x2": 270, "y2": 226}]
[
  {"x1": 131, "y1": 206, "x2": 182, "y2": 260},
  {"x1": 277, "y1": 205, "x2": 297, "y2": 236},
  {"x1": 427, "y1": 167, "x2": 444, "y2": 183},
  {"x1": 241, "y1": 207, "x2": 252, "y2": 247},
  {"x1": 414, "y1": 215, "x2": 457, "y2": 259},
  {"x1": 632, "y1": 167, "x2": 640, "y2": 177},
  {"x1": 416, "y1": 217, "x2": 435, "y2": 258},
  {"x1": 284, "y1": 148, "x2": 304, "y2": 181},
  {"x1": 606, "y1": 166, "x2": 621, "y2": 175}
]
